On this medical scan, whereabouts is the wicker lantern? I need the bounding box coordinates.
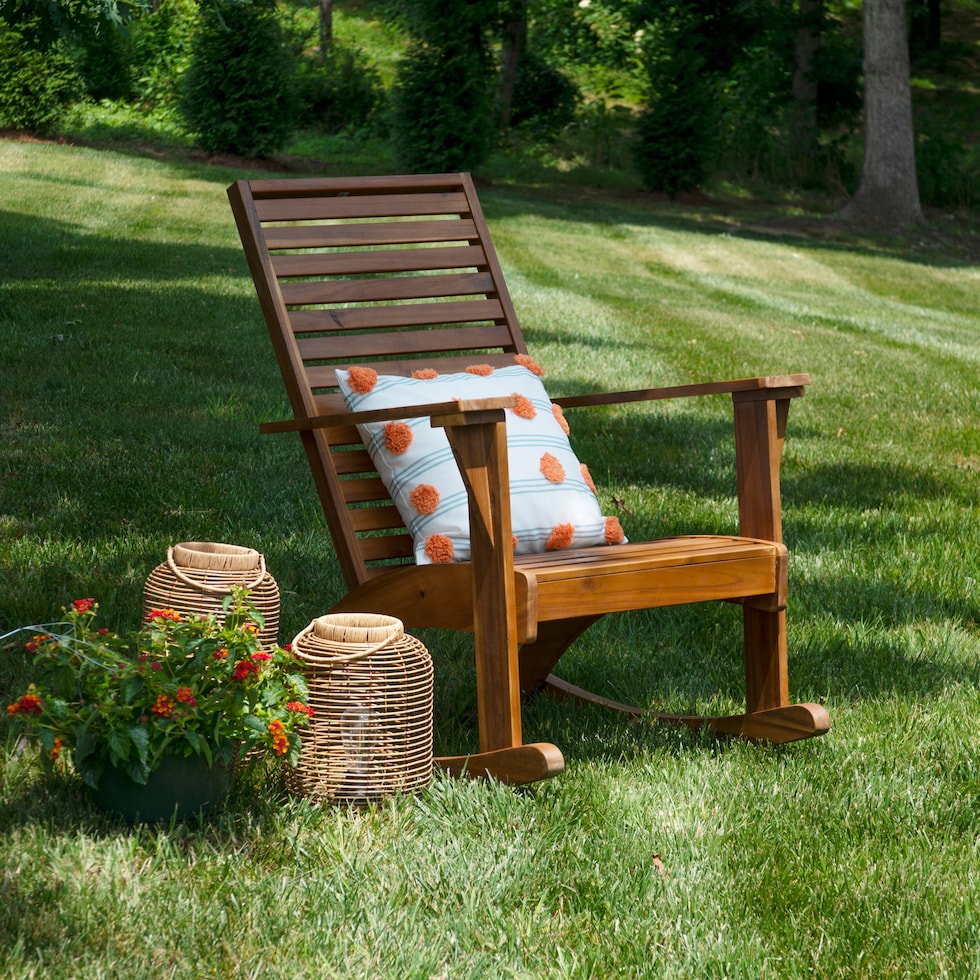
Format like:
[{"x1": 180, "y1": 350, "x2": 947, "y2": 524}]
[
  {"x1": 142, "y1": 542, "x2": 280, "y2": 646},
  {"x1": 286, "y1": 613, "x2": 433, "y2": 804}
]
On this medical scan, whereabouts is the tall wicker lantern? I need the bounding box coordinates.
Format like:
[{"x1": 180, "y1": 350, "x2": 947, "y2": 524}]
[{"x1": 287, "y1": 613, "x2": 433, "y2": 804}]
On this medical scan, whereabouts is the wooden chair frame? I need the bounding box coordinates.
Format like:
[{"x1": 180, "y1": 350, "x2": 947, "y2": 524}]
[{"x1": 228, "y1": 172, "x2": 829, "y2": 785}]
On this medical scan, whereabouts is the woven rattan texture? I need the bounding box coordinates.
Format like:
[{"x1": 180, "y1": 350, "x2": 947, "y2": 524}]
[
  {"x1": 287, "y1": 613, "x2": 433, "y2": 803},
  {"x1": 142, "y1": 542, "x2": 280, "y2": 646}
]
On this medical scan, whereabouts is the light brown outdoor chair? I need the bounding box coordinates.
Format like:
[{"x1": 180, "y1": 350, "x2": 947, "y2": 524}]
[{"x1": 228, "y1": 172, "x2": 830, "y2": 785}]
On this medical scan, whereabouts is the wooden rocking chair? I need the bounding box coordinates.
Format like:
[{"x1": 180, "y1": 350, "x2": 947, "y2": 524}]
[{"x1": 227, "y1": 172, "x2": 830, "y2": 785}]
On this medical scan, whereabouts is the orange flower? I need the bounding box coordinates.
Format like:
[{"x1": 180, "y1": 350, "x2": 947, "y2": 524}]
[
  {"x1": 176, "y1": 686, "x2": 198, "y2": 708},
  {"x1": 511, "y1": 393, "x2": 536, "y2": 419},
  {"x1": 514, "y1": 354, "x2": 544, "y2": 376},
  {"x1": 466, "y1": 364, "x2": 494, "y2": 376},
  {"x1": 546, "y1": 524, "x2": 575, "y2": 550},
  {"x1": 605, "y1": 516, "x2": 626, "y2": 544},
  {"x1": 384, "y1": 421, "x2": 413, "y2": 455},
  {"x1": 551, "y1": 403, "x2": 570, "y2": 435},
  {"x1": 267, "y1": 719, "x2": 289, "y2": 756},
  {"x1": 147, "y1": 608, "x2": 181, "y2": 622},
  {"x1": 151, "y1": 693, "x2": 175, "y2": 718},
  {"x1": 539, "y1": 452, "x2": 566, "y2": 483},
  {"x1": 409, "y1": 483, "x2": 440, "y2": 515},
  {"x1": 50, "y1": 735, "x2": 63, "y2": 762},
  {"x1": 347, "y1": 365, "x2": 378, "y2": 394},
  {"x1": 411, "y1": 368, "x2": 439, "y2": 380},
  {"x1": 7, "y1": 692, "x2": 43, "y2": 716},
  {"x1": 424, "y1": 534, "x2": 455, "y2": 563},
  {"x1": 580, "y1": 463, "x2": 597, "y2": 495}
]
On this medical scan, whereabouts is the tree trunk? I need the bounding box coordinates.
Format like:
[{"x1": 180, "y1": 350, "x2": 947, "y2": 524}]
[
  {"x1": 839, "y1": 0, "x2": 923, "y2": 229},
  {"x1": 496, "y1": 1, "x2": 527, "y2": 130},
  {"x1": 319, "y1": 0, "x2": 333, "y2": 63},
  {"x1": 790, "y1": 0, "x2": 821, "y2": 177}
]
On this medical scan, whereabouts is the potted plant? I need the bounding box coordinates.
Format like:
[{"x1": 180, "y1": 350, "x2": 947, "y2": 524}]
[{"x1": 5, "y1": 589, "x2": 312, "y2": 820}]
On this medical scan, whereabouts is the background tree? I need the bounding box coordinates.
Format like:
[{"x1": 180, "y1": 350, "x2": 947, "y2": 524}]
[
  {"x1": 389, "y1": 0, "x2": 497, "y2": 172},
  {"x1": 840, "y1": 0, "x2": 923, "y2": 228},
  {"x1": 181, "y1": 0, "x2": 295, "y2": 157}
]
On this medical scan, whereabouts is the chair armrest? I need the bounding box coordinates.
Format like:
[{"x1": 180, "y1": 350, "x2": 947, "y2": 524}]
[
  {"x1": 260, "y1": 395, "x2": 518, "y2": 435},
  {"x1": 551, "y1": 374, "x2": 809, "y2": 410},
  {"x1": 555, "y1": 374, "x2": 810, "y2": 545}
]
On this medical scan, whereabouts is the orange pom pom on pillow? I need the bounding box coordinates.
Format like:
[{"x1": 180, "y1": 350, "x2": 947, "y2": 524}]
[{"x1": 336, "y1": 362, "x2": 625, "y2": 564}]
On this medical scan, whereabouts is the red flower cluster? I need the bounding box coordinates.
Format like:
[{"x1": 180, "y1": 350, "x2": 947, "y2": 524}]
[
  {"x1": 72, "y1": 598, "x2": 95, "y2": 613},
  {"x1": 268, "y1": 719, "x2": 289, "y2": 756},
  {"x1": 287, "y1": 701, "x2": 314, "y2": 717},
  {"x1": 213, "y1": 647, "x2": 229, "y2": 660},
  {"x1": 147, "y1": 608, "x2": 181, "y2": 622},
  {"x1": 25, "y1": 634, "x2": 52, "y2": 653},
  {"x1": 151, "y1": 693, "x2": 175, "y2": 718},
  {"x1": 250, "y1": 651, "x2": 272, "y2": 662},
  {"x1": 7, "y1": 692, "x2": 43, "y2": 716},
  {"x1": 176, "y1": 686, "x2": 198, "y2": 708},
  {"x1": 232, "y1": 659, "x2": 260, "y2": 682}
]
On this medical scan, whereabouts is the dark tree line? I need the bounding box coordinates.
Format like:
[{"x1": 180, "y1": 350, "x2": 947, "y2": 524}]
[{"x1": 2, "y1": 0, "x2": 973, "y2": 227}]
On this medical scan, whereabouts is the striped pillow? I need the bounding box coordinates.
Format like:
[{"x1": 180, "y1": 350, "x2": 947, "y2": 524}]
[{"x1": 336, "y1": 361, "x2": 625, "y2": 564}]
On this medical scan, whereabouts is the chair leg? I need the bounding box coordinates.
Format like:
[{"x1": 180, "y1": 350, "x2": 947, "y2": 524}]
[{"x1": 743, "y1": 606, "x2": 789, "y2": 713}]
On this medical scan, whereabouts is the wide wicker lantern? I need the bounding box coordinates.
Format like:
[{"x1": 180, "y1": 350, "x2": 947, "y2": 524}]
[
  {"x1": 286, "y1": 613, "x2": 433, "y2": 804},
  {"x1": 142, "y1": 542, "x2": 280, "y2": 646}
]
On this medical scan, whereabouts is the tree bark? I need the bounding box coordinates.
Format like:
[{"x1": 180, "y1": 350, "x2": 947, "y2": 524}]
[
  {"x1": 839, "y1": 0, "x2": 923, "y2": 229},
  {"x1": 319, "y1": 0, "x2": 333, "y2": 63},
  {"x1": 790, "y1": 0, "x2": 821, "y2": 177},
  {"x1": 496, "y1": 1, "x2": 527, "y2": 130}
]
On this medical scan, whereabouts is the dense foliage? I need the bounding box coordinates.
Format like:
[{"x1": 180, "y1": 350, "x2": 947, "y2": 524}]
[
  {"x1": 180, "y1": 0, "x2": 295, "y2": 157},
  {"x1": 0, "y1": 0, "x2": 975, "y2": 206}
]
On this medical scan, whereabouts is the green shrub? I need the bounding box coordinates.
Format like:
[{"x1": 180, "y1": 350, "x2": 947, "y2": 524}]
[
  {"x1": 916, "y1": 124, "x2": 979, "y2": 210},
  {"x1": 180, "y1": 0, "x2": 294, "y2": 157},
  {"x1": 129, "y1": 0, "x2": 199, "y2": 110},
  {"x1": 391, "y1": 40, "x2": 494, "y2": 173},
  {"x1": 68, "y1": 19, "x2": 136, "y2": 101},
  {"x1": 294, "y1": 43, "x2": 385, "y2": 134},
  {"x1": 510, "y1": 50, "x2": 580, "y2": 140},
  {"x1": 0, "y1": 17, "x2": 82, "y2": 133},
  {"x1": 633, "y1": 21, "x2": 716, "y2": 196}
]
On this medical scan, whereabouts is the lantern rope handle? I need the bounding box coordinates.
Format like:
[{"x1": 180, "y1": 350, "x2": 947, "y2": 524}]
[
  {"x1": 165, "y1": 546, "x2": 268, "y2": 594},
  {"x1": 290, "y1": 623, "x2": 402, "y2": 665}
]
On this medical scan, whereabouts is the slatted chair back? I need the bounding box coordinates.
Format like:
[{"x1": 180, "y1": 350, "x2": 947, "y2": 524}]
[{"x1": 228, "y1": 173, "x2": 529, "y2": 587}]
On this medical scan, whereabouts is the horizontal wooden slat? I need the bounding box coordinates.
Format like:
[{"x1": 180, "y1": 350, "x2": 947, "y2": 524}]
[
  {"x1": 357, "y1": 534, "x2": 415, "y2": 563},
  {"x1": 305, "y1": 352, "x2": 522, "y2": 390},
  {"x1": 272, "y1": 244, "x2": 486, "y2": 279},
  {"x1": 330, "y1": 447, "x2": 376, "y2": 475},
  {"x1": 247, "y1": 173, "x2": 467, "y2": 198},
  {"x1": 264, "y1": 219, "x2": 479, "y2": 250},
  {"x1": 349, "y1": 504, "x2": 406, "y2": 532},
  {"x1": 340, "y1": 475, "x2": 389, "y2": 504},
  {"x1": 302, "y1": 327, "x2": 516, "y2": 379},
  {"x1": 517, "y1": 537, "x2": 780, "y2": 575},
  {"x1": 255, "y1": 191, "x2": 471, "y2": 223},
  {"x1": 289, "y1": 299, "x2": 503, "y2": 338},
  {"x1": 280, "y1": 271, "x2": 496, "y2": 307}
]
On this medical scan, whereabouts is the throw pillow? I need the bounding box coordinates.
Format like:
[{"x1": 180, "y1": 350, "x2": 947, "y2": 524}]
[{"x1": 336, "y1": 359, "x2": 626, "y2": 564}]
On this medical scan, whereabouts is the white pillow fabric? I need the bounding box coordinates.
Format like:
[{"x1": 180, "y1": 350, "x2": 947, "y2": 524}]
[{"x1": 336, "y1": 361, "x2": 626, "y2": 564}]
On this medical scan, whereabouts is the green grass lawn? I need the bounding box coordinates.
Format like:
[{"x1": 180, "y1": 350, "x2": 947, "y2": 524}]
[{"x1": 1, "y1": 137, "x2": 978, "y2": 979}]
